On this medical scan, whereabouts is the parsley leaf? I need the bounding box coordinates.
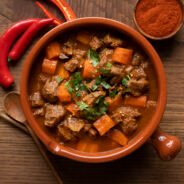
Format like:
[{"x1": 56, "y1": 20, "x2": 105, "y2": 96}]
[
  {"x1": 94, "y1": 76, "x2": 111, "y2": 90},
  {"x1": 65, "y1": 80, "x2": 73, "y2": 94},
  {"x1": 106, "y1": 63, "x2": 112, "y2": 68},
  {"x1": 122, "y1": 78, "x2": 129, "y2": 87},
  {"x1": 99, "y1": 62, "x2": 112, "y2": 74},
  {"x1": 55, "y1": 76, "x2": 63, "y2": 84},
  {"x1": 77, "y1": 96, "x2": 109, "y2": 121},
  {"x1": 101, "y1": 80, "x2": 111, "y2": 89},
  {"x1": 109, "y1": 89, "x2": 118, "y2": 98},
  {"x1": 76, "y1": 101, "x2": 89, "y2": 110},
  {"x1": 87, "y1": 49, "x2": 100, "y2": 67},
  {"x1": 65, "y1": 72, "x2": 87, "y2": 97},
  {"x1": 122, "y1": 74, "x2": 131, "y2": 87},
  {"x1": 91, "y1": 84, "x2": 98, "y2": 91}
]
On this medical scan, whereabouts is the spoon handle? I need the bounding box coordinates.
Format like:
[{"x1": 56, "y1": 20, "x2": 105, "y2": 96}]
[
  {"x1": 0, "y1": 112, "x2": 28, "y2": 134},
  {"x1": 0, "y1": 112, "x2": 63, "y2": 184},
  {"x1": 25, "y1": 123, "x2": 63, "y2": 184}
]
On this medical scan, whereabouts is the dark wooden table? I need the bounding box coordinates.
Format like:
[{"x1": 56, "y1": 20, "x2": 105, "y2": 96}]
[{"x1": 0, "y1": 0, "x2": 184, "y2": 183}]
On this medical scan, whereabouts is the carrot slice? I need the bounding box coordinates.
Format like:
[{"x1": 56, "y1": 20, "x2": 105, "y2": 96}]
[
  {"x1": 66, "y1": 103, "x2": 80, "y2": 116},
  {"x1": 57, "y1": 82, "x2": 71, "y2": 102},
  {"x1": 124, "y1": 95, "x2": 147, "y2": 108},
  {"x1": 56, "y1": 63, "x2": 70, "y2": 79},
  {"x1": 82, "y1": 59, "x2": 100, "y2": 79},
  {"x1": 108, "y1": 129, "x2": 128, "y2": 146},
  {"x1": 42, "y1": 58, "x2": 58, "y2": 75},
  {"x1": 112, "y1": 47, "x2": 133, "y2": 64},
  {"x1": 106, "y1": 94, "x2": 123, "y2": 112},
  {"x1": 46, "y1": 41, "x2": 61, "y2": 59},
  {"x1": 93, "y1": 115, "x2": 116, "y2": 136},
  {"x1": 76, "y1": 31, "x2": 92, "y2": 45}
]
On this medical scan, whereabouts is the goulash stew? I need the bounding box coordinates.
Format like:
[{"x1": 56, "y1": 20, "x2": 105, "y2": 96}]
[{"x1": 29, "y1": 30, "x2": 157, "y2": 152}]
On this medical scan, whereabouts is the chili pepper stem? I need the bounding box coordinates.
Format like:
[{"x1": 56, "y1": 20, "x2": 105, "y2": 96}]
[{"x1": 8, "y1": 57, "x2": 12, "y2": 63}]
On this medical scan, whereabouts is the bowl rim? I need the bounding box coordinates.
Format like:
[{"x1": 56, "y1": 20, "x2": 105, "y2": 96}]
[
  {"x1": 133, "y1": 0, "x2": 184, "y2": 40},
  {"x1": 20, "y1": 17, "x2": 167, "y2": 163}
]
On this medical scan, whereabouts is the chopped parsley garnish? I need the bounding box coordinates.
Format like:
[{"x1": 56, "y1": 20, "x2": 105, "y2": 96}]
[
  {"x1": 87, "y1": 49, "x2": 100, "y2": 67},
  {"x1": 55, "y1": 76, "x2": 63, "y2": 84},
  {"x1": 76, "y1": 96, "x2": 109, "y2": 121},
  {"x1": 121, "y1": 74, "x2": 131, "y2": 87},
  {"x1": 99, "y1": 62, "x2": 112, "y2": 74},
  {"x1": 65, "y1": 80, "x2": 73, "y2": 93},
  {"x1": 109, "y1": 89, "x2": 118, "y2": 98},
  {"x1": 106, "y1": 63, "x2": 112, "y2": 68},
  {"x1": 76, "y1": 101, "x2": 89, "y2": 110},
  {"x1": 65, "y1": 72, "x2": 87, "y2": 97},
  {"x1": 92, "y1": 76, "x2": 111, "y2": 91},
  {"x1": 91, "y1": 84, "x2": 98, "y2": 91},
  {"x1": 101, "y1": 80, "x2": 111, "y2": 89}
]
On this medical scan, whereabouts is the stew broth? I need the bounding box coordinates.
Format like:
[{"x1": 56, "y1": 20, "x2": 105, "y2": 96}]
[{"x1": 29, "y1": 29, "x2": 158, "y2": 152}]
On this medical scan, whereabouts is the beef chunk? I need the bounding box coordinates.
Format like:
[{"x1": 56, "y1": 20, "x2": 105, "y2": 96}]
[
  {"x1": 103, "y1": 34, "x2": 124, "y2": 47},
  {"x1": 120, "y1": 120, "x2": 138, "y2": 136},
  {"x1": 110, "y1": 65, "x2": 125, "y2": 76},
  {"x1": 57, "y1": 125, "x2": 75, "y2": 141},
  {"x1": 99, "y1": 48, "x2": 113, "y2": 66},
  {"x1": 110, "y1": 76, "x2": 122, "y2": 85},
  {"x1": 64, "y1": 39, "x2": 75, "y2": 48},
  {"x1": 125, "y1": 65, "x2": 134, "y2": 74},
  {"x1": 131, "y1": 53, "x2": 143, "y2": 66},
  {"x1": 30, "y1": 92, "x2": 44, "y2": 107},
  {"x1": 131, "y1": 67, "x2": 146, "y2": 79},
  {"x1": 62, "y1": 39, "x2": 75, "y2": 56},
  {"x1": 88, "y1": 128, "x2": 97, "y2": 136},
  {"x1": 63, "y1": 117, "x2": 85, "y2": 132},
  {"x1": 42, "y1": 76, "x2": 59, "y2": 102},
  {"x1": 83, "y1": 123, "x2": 92, "y2": 132},
  {"x1": 85, "y1": 79, "x2": 96, "y2": 89},
  {"x1": 140, "y1": 61, "x2": 148, "y2": 69},
  {"x1": 58, "y1": 117, "x2": 85, "y2": 141},
  {"x1": 111, "y1": 106, "x2": 141, "y2": 124},
  {"x1": 39, "y1": 74, "x2": 50, "y2": 84},
  {"x1": 64, "y1": 57, "x2": 78, "y2": 72},
  {"x1": 89, "y1": 36, "x2": 103, "y2": 50},
  {"x1": 73, "y1": 49, "x2": 86, "y2": 59},
  {"x1": 62, "y1": 45, "x2": 73, "y2": 56},
  {"x1": 81, "y1": 123, "x2": 97, "y2": 136},
  {"x1": 82, "y1": 91, "x2": 106, "y2": 106},
  {"x1": 45, "y1": 104, "x2": 65, "y2": 127},
  {"x1": 33, "y1": 107, "x2": 45, "y2": 116},
  {"x1": 127, "y1": 78, "x2": 149, "y2": 96}
]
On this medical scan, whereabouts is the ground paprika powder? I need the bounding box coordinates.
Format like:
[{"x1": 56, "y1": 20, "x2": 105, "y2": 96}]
[{"x1": 135, "y1": 0, "x2": 183, "y2": 37}]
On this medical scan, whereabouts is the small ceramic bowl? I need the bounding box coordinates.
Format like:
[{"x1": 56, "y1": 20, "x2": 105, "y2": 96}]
[
  {"x1": 133, "y1": 0, "x2": 184, "y2": 40},
  {"x1": 20, "y1": 17, "x2": 181, "y2": 163}
]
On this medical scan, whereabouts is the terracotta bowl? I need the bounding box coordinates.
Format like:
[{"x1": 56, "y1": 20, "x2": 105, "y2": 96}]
[{"x1": 20, "y1": 17, "x2": 182, "y2": 163}]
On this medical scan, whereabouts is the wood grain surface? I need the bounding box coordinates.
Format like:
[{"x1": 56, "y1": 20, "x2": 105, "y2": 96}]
[{"x1": 0, "y1": 0, "x2": 184, "y2": 183}]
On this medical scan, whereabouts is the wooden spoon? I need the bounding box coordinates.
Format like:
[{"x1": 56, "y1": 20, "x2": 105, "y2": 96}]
[{"x1": 2, "y1": 91, "x2": 63, "y2": 184}]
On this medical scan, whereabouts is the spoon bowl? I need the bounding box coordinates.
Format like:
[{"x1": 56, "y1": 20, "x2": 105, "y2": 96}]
[
  {"x1": 2, "y1": 91, "x2": 63, "y2": 184},
  {"x1": 3, "y1": 91, "x2": 26, "y2": 123}
]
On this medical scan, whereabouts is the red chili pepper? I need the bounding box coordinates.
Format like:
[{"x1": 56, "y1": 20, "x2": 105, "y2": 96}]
[
  {"x1": 0, "y1": 18, "x2": 40, "y2": 88},
  {"x1": 48, "y1": 0, "x2": 76, "y2": 21},
  {"x1": 35, "y1": 1, "x2": 63, "y2": 25},
  {"x1": 8, "y1": 18, "x2": 54, "y2": 62}
]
